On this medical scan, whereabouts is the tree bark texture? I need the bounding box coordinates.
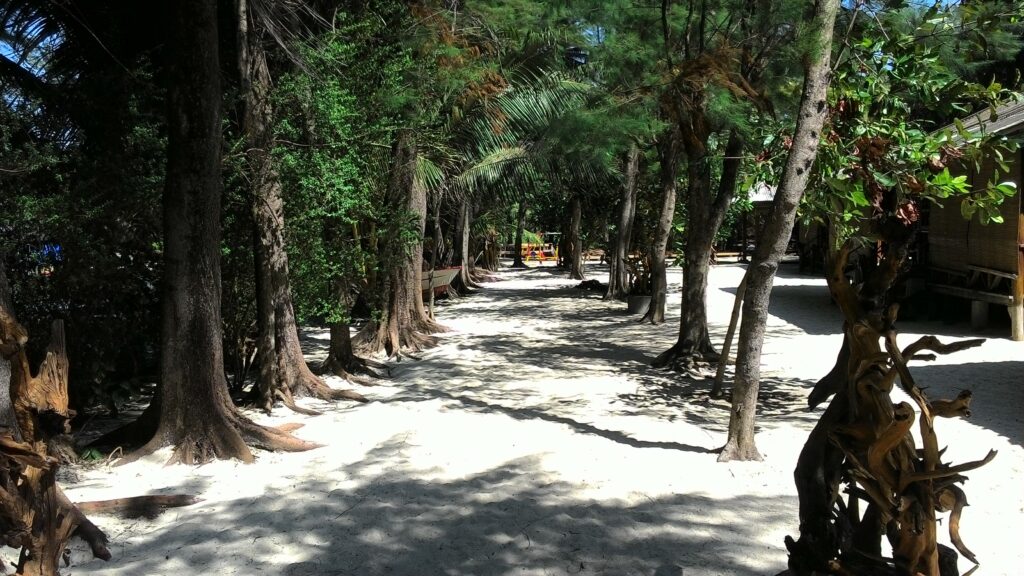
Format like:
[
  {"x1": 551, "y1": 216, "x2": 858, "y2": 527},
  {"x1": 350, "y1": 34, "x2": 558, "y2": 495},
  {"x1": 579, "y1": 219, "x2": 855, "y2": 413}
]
[
  {"x1": 568, "y1": 195, "x2": 584, "y2": 280},
  {"x1": 643, "y1": 132, "x2": 680, "y2": 323},
  {"x1": 785, "y1": 243, "x2": 994, "y2": 576},
  {"x1": 719, "y1": 0, "x2": 839, "y2": 463},
  {"x1": 0, "y1": 268, "x2": 111, "y2": 574},
  {"x1": 453, "y1": 199, "x2": 479, "y2": 291},
  {"x1": 606, "y1": 143, "x2": 640, "y2": 300},
  {"x1": 136, "y1": 0, "x2": 314, "y2": 464},
  {"x1": 239, "y1": 1, "x2": 365, "y2": 410},
  {"x1": 653, "y1": 129, "x2": 743, "y2": 367},
  {"x1": 354, "y1": 130, "x2": 445, "y2": 355}
]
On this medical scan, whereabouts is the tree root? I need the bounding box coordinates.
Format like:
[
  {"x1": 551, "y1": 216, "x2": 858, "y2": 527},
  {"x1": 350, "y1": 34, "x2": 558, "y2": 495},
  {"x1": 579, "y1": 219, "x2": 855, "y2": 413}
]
[
  {"x1": 354, "y1": 322, "x2": 438, "y2": 357},
  {"x1": 717, "y1": 438, "x2": 763, "y2": 462},
  {"x1": 121, "y1": 403, "x2": 319, "y2": 466},
  {"x1": 274, "y1": 422, "x2": 304, "y2": 433},
  {"x1": 76, "y1": 494, "x2": 201, "y2": 519},
  {"x1": 319, "y1": 354, "x2": 389, "y2": 384},
  {"x1": 289, "y1": 370, "x2": 367, "y2": 404},
  {"x1": 651, "y1": 341, "x2": 720, "y2": 373}
]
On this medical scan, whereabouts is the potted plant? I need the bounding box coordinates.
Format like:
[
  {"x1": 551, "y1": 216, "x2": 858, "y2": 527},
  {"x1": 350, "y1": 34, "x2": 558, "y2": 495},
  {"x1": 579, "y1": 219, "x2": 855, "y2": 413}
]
[{"x1": 624, "y1": 252, "x2": 653, "y2": 314}]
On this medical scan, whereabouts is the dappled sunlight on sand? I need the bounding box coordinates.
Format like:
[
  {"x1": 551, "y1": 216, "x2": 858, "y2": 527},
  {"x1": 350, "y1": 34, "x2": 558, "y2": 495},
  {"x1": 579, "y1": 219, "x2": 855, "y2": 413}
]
[{"x1": 59, "y1": 262, "x2": 1024, "y2": 576}]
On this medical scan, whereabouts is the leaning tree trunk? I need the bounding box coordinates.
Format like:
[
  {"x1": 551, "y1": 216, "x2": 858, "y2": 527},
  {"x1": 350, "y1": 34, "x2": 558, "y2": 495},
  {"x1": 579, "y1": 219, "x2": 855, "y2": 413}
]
[
  {"x1": 1, "y1": 263, "x2": 112, "y2": 574},
  {"x1": 354, "y1": 130, "x2": 445, "y2": 356},
  {"x1": 719, "y1": 0, "x2": 839, "y2": 463},
  {"x1": 653, "y1": 130, "x2": 743, "y2": 368},
  {"x1": 133, "y1": 0, "x2": 314, "y2": 465},
  {"x1": 511, "y1": 200, "x2": 528, "y2": 269},
  {"x1": 642, "y1": 131, "x2": 680, "y2": 323},
  {"x1": 567, "y1": 195, "x2": 585, "y2": 280},
  {"x1": 238, "y1": 0, "x2": 365, "y2": 412},
  {"x1": 606, "y1": 143, "x2": 640, "y2": 300}
]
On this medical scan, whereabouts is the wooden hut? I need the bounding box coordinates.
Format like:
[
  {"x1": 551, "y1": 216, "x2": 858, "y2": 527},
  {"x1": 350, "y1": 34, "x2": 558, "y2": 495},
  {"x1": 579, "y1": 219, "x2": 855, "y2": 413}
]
[{"x1": 927, "y1": 102, "x2": 1024, "y2": 340}]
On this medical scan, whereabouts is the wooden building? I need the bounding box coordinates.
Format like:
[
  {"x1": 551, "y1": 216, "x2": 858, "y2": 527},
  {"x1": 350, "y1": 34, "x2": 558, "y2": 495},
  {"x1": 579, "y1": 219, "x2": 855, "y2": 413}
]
[{"x1": 927, "y1": 102, "x2": 1024, "y2": 340}]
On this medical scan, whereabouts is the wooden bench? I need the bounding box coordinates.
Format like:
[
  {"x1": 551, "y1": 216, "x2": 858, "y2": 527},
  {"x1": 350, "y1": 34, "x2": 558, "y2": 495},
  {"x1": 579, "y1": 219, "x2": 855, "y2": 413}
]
[{"x1": 930, "y1": 263, "x2": 1022, "y2": 340}]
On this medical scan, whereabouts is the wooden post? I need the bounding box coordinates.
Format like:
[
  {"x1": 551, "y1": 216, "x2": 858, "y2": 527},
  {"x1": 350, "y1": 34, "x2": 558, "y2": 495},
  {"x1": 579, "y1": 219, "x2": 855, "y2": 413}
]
[
  {"x1": 712, "y1": 270, "x2": 748, "y2": 398},
  {"x1": 1012, "y1": 236, "x2": 1023, "y2": 341}
]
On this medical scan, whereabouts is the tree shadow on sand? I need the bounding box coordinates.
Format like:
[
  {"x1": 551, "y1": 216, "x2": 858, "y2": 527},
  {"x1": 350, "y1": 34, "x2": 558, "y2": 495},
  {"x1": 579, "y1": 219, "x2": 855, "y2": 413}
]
[
  {"x1": 614, "y1": 373, "x2": 821, "y2": 435},
  {"x1": 911, "y1": 360, "x2": 1024, "y2": 447},
  {"x1": 66, "y1": 437, "x2": 795, "y2": 576}
]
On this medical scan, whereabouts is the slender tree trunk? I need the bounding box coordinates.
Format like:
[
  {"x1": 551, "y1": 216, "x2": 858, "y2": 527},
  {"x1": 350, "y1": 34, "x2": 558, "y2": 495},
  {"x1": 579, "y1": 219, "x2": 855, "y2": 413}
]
[
  {"x1": 408, "y1": 176, "x2": 444, "y2": 333},
  {"x1": 428, "y1": 193, "x2": 441, "y2": 318},
  {"x1": 133, "y1": 0, "x2": 314, "y2": 464},
  {"x1": 643, "y1": 132, "x2": 680, "y2": 322},
  {"x1": 239, "y1": 2, "x2": 363, "y2": 409},
  {"x1": 252, "y1": 225, "x2": 277, "y2": 412},
  {"x1": 568, "y1": 195, "x2": 585, "y2": 280},
  {"x1": 511, "y1": 201, "x2": 528, "y2": 269},
  {"x1": 718, "y1": 0, "x2": 839, "y2": 463},
  {"x1": 354, "y1": 130, "x2": 445, "y2": 355},
  {"x1": 653, "y1": 130, "x2": 743, "y2": 367},
  {"x1": 711, "y1": 269, "x2": 748, "y2": 398},
  {"x1": 320, "y1": 272, "x2": 381, "y2": 384},
  {"x1": 606, "y1": 143, "x2": 640, "y2": 300},
  {"x1": 454, "y1": 199, "x2": 480, "y2": 291}
]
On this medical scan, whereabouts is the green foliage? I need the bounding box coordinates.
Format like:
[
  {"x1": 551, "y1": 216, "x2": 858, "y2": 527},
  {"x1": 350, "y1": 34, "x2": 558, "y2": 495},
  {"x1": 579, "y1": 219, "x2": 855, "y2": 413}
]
[
  {"x1": 795, "y1": 3, "x2": 1024, "y2": 249},
  {"x1": 1, "y1": 61, "x2": 166, "y2": 411},
  {"x1": 272, "y1": 10, "x2": 411, "y2": 325}
]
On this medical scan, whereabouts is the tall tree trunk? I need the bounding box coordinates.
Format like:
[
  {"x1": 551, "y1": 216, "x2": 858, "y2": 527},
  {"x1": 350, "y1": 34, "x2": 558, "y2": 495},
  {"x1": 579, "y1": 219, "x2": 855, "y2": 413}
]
[
  {"x1": 320, "y1": 271, "x2": 383, "y2": 383},
  {"x1": 453, "y1": 199, "x2": 479, "y2": 291},
  {"x1": 568, "y1": 195, "x2": 585, "y2": 280},
  {"x1": 643, "y1": 132, "x2": 680, "y2": 323},
  {"x1": 652, "y1": 130, "x2": 743, "y2": 367},
  {"x1": 354, "y1": 130, "x2": 444, "y2": 355},
  {"x1": 134, "y1": 0, "x2": 313, "y2": 464},
  {"x1": 511, "y1": 200, "x2": 528, "y2": 269},
  {"x1": 239, "y1": 2, "x2": 364, "y2": 409},
  {"x1": 428, "y1": 193, "x2": 441, "y2": 318},
  {"x1": 719, "y1": 0, "x2": 839, "y2": 463},
  {"x1": 606, "y1": 143, "x2": 640, "y2": 300}
]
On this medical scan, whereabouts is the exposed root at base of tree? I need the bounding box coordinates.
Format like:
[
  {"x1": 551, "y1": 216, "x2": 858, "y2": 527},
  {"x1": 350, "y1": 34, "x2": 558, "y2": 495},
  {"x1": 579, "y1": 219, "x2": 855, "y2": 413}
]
[
  {"x1": 416, "y1": 316, "x2": 450, "y2": 336},
  {"x1": 318, "y1": 363, "x2": 382, "y2": 387},
  {"x1": 289, "y1": 370, "x2": 368, "y2": 404},
  {"x1": 274, "y1": 422, "x2": 304, "y2": 433},
  {"x1": 651, "y1": 341, "x2": 720, "y2": 374},
  {"x1": 354, "y1": 323, "x2": 439, "y2": 358},
  {"x1": 318, "y1": 354, "x2": 389, "y2": 384},
  {"x1": 716, "y1": 439, "x2": 763, "y2": 462},
  {"x1": 468, "y1": 268, "x2": 497, "y2": 284},
  {"x1": 276, "y1": 390, "x2": 322, "y2": 416},
  {"x1": 76, "y1": 494, "x2": 201, "y2": 519},
  {"x1": 122, "y1": 405, "x2": 319, "y2": 466}
]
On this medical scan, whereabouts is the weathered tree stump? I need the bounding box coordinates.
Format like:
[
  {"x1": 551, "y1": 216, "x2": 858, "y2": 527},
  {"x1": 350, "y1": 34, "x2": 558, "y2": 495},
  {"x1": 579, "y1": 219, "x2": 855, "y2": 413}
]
[
  {"x1": 785, "y1": 245, "x2": 995, "y2": 576},
  {"x1": 1, "y1": 304, "x2": 111, "y2": 574}
]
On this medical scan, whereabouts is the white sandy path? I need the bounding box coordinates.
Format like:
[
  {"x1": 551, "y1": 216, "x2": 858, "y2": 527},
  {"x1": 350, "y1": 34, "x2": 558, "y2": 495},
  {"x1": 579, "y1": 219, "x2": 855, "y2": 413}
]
[{"x1": 57, "y1": 263, "x2": 1023, "y2": 576}]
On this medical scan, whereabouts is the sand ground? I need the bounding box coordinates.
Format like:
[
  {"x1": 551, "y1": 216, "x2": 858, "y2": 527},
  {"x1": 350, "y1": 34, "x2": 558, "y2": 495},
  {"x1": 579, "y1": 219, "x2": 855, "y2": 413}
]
[{"x1": 56, "y1": 262, "x2": 1023, "y2": 576}]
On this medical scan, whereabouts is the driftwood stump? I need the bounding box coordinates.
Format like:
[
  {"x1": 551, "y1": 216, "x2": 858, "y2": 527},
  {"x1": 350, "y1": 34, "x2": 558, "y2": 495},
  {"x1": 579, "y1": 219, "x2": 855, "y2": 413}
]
[
  {"x1": 0, "y1": 303, "x2": 110, "y2": 575},
  {"x1": 785, "y1": 244, "x2": 995, "y2": 576}
]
